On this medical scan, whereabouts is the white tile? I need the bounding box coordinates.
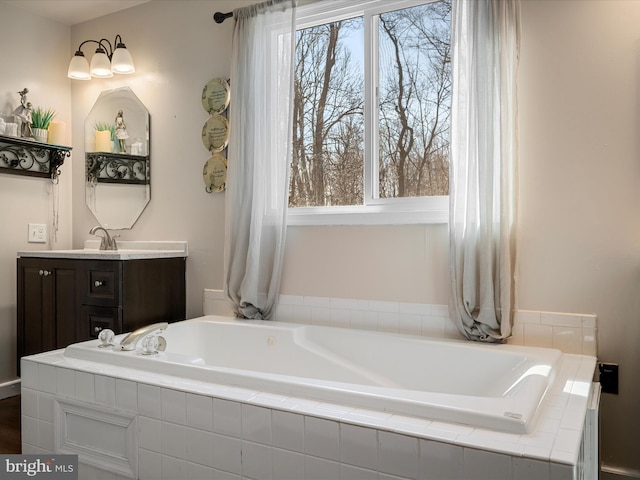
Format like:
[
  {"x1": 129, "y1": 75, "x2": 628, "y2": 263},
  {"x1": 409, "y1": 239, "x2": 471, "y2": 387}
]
[
  {"x1": 213, "y1": 398, "x2": 241, "y2": 437},
  {"x1": 138, "y1": 448, "x2": 162, "y2": 480},
  {"x1": 552, "y1": 327, "x2": 582, "y2": 354},
  {"x1": 186, "y1": 393, "x2": 213, "y2": 431},
  {"x1": 38, "y1": 420, "x2": 54, "y2": 451},
  {"x1": 581, "y1": 315, "x2": 597, "y2": 328},
  {"x1": 341, "y1": 464, "x2": 378, "y2": 480},
  {"x1": 399, "y1": 302, "x2": 431, "y2": 315},
  {"x1": 293, "y1": 305, "x2": 312, "y2": 324},
  {"x1": 139, "y1": 416, "x2": 162, "y2": 453},
  {"x1": 541, "y1": 313, "x2": 582, "y2": 328},
  {"x1": 272, "y1": 410, "x2": 304, "y2": 452},
  {"x1": 21, "y1": 388, "x2": 38, "y2": 418},
  {"x1": 582, "y1": 327, "x2": 597, "y2": 356},
  {"x1": 304, "y1": 456, "x2": 340, "y2": 480},
  {"x1": 278, "y1": 294, "x2": 304, "y2": 306},
  {"x1": 512, "y1": 457, "x2": 550, "y2": 480},
  {"x1": 161, "y1": 388, "x2": 186, "y2": 425},
  {"x1": 549, "y1": 461, "x2": 576, "y2": 480},
  {"x1": 331, "y1": 297, "x2": 359, "y2": 309},
  {"x1": 115, "y1": 379, "x2": 137, "y2": 412},
  {"x1": 38, "y1": 364, "x2": 56, "y2": 394},
  {"x1": 161, "y1": 421, "x2": 186, "y2": 458},
  {"x1": 463, "y1": 448, "x2": 511, "y2": 480},
  {"x1": 138, "y1": 384, "x2": 161, "y2": 419},
  {"x1": 241, "y1": 441, "x2": 273, "y2": 480},
  {"x1": 21, "y1": 361, "x2": 38, "y2": 389},
  {"x1": 56, "y1": 367, "x2": 75, "y2": 397},
  {"x1": 37, "y1": 392, "x2": 54, "y2": 423},
  {"x1": 421, "y1": 316, "x2": 445, "y2": 338},
  {"x1": 399, "y1": 313, "x2": 422, "y2": 336},
  {"x1": 304, "y1": 416, "x2": 340, "y2": 461},
  {"x1": 431, "y1": 304, "x2": 449, "y2": 316},
  {"x1": 186, "y1": 427, "x2": 214, "y2": 467},
  {"x1": 95, "y1": 375, "x2": 116, "y2": 407},
  {"x1": 378, "y1": 312, "x2": 400, "y2": 333},
  {"x1": 241, "y1": 404, "x2": 271, "y2": 444},
  {"x1": 185, "y1": 461, "x2": 214, "y2": 480},
  {"x1": 369, "y1": 300, "x2": 399, "y2": 313},
  {"x1": 311, "y1": 306, "x2": 332, "y2": 325},
  {"x1": 21, "y1": 415, "x2": 38, "y2": 447},
  {"x1": 213, "y1": 434, "x2": 242, "y2": 475},
  {"x1": 161, "y1": 454, "x2": 187, "y2": 480},
  {"x1": 304, "y1": 295, "x2": 331, "y2": 307},
  {"x1": 515, "y1": 310, "x2": 541, "y2": 324},
  {"x1": 330, "y1": 308, "x2": 351, "y2": 328},
  {"x1": 523, "y1": 323, "x2": 553, "y2": 348},
  {"x1": 378, "y1": 431, "x2": 419, "y2": 479},
  {"x1": 340, "y1": 423, "x2": 377, "y2": 470},
  {"x1": 75, "y1": 371, "x2": 95, "y2": 402},
  {"x1": 272, "y1": 449, "x2": 305, "y2": 480},
  {"x1": 419, "y1": 439, "x2": 464, "y2": 480}
]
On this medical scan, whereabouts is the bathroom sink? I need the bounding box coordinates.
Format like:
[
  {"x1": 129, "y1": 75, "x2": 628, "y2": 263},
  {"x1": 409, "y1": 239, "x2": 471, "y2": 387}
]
[{"x1": 17, "y1": 240, "x2": 188, "y2": 260}]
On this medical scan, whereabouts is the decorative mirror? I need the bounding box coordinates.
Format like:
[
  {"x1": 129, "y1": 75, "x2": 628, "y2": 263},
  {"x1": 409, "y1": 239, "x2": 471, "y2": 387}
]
[{"x1": 84, "y1": 86, "x2": 150, "y2": 229}]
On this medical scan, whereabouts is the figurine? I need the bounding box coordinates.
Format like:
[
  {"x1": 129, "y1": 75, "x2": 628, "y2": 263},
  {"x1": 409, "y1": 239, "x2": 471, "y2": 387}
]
[
  {"x1": 12, "y1": 88, "x2": 33, "y2": 138},
  {"x1": 115, "y1": 110, "x2": 129, "y2": 153}
]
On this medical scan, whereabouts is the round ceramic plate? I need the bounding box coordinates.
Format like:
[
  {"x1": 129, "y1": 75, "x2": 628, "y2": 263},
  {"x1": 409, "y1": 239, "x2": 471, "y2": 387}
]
[
  {"x1": 201, "y1": 77, "x2": 230, "y2": 114},
  {"x1": 203, "y1": 153, "x2": 227, "y2": 193},
  {"x1": 201, "y1": 114, "x2": 229, "y2": 153}
]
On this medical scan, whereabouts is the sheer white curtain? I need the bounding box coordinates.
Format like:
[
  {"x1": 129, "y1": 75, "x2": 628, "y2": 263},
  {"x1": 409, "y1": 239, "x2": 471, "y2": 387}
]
[
  {"x1": 449, "y1": 0, "x2": 520, "y2": 342},
  {"x1": 224, "y1": 0, "x2": 296, "y2": 319}
]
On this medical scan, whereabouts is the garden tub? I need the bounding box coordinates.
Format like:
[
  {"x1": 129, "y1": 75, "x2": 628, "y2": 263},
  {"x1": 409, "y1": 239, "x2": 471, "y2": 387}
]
[{"x1": 63, "y1": 315, "x2": 562, "y2": 434}]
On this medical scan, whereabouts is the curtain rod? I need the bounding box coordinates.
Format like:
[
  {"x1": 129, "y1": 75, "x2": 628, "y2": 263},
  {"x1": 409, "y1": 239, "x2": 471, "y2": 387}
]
[{"x1": 213, "y1": 11, "x2": 233, "y2": 23}]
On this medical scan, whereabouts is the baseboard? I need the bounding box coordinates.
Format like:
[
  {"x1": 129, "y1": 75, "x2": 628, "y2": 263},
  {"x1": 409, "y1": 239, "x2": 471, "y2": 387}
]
[
  {"x1": 601, "y1": 464, "x2": 640, "y2": 479},
  {"x1": 0, "y1": 379, "x2": 21, "y2": 400}
]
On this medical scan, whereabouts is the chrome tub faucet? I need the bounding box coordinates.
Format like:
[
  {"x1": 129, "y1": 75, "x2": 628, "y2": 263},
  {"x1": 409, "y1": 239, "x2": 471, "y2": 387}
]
[{"x1": 119, "y1": 322, "x2": 169, "y2": 351}]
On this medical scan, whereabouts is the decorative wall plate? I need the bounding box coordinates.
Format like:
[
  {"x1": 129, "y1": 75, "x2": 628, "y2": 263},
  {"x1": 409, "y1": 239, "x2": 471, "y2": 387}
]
[
  {"x1": 201, "y1": 77, "x2": 230, "y2": 114},
  {"x1": 203, "y1": 153, "x2": 227, "y2": 193},
  {"x1": 201, "y1": 114, "x2": 230, "y2": 153}
]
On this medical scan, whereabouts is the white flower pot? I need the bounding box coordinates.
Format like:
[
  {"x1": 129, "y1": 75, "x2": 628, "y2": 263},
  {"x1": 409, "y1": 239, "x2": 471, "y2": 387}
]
[{"x1": 33, "y1": 127, "x2": 48, "y2": 143}]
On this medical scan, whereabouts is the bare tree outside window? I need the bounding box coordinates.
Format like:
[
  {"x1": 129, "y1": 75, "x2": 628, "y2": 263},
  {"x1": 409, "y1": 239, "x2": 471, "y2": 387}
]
[{"x1": 290, "y1": 0, "x2": 451, "y2": 208}]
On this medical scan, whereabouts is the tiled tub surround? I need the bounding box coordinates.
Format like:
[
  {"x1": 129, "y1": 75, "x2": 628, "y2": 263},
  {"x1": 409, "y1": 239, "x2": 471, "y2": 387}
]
[
  {"x1": 21, "y1": 317, "x2": 597, "y2": 480},
  {"x1": 204, "y1": 290, "x2": 598, "y2": 356}
]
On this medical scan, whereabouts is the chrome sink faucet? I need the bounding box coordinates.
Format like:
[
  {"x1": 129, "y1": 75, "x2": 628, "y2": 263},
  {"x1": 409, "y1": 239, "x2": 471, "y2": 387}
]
[
  {"x1": 119, "y1": 322, "x2": 168, "y2": 351},
  {"x1": 89, "y1": 225, "x2": 118, "y2": 250}
]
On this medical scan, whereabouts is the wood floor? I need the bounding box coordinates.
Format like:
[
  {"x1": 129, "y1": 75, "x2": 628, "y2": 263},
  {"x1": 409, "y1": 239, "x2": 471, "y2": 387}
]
[{"x1": 0, "y1": 395, "x2": 21, "y2": 454}]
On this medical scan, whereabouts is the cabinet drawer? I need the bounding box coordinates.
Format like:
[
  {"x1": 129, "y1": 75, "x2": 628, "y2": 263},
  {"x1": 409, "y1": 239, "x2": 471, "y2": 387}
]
[
  {"x1": 84, "y1": 261, "x2": 121, "y2": 306},
  {"x1": 81, "y1": 305, "x2": 122, "y2": 339}
]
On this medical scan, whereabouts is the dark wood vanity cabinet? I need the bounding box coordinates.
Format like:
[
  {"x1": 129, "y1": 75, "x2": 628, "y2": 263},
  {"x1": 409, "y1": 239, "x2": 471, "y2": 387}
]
[{"x1": 17, "y1": 256, "x2": 186, "y2": 374}]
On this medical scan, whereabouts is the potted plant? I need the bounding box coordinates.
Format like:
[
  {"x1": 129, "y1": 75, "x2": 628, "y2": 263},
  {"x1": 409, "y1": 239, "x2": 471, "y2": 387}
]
[
  {"x1": 94, "y1": 122, "x2": 116, "y2": 152},
  {"x1": 31, "y1": 107, "x2": 56, "y2": 143}
]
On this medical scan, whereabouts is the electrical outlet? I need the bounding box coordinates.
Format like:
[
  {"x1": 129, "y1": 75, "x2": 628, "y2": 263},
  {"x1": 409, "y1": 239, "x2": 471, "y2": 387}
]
[
  {"x1": 28, "y1": 223, "x2": 47, "y2": 243},
  {"x1": 599, "y1": 363, "x2": 619, "y2": 394}
]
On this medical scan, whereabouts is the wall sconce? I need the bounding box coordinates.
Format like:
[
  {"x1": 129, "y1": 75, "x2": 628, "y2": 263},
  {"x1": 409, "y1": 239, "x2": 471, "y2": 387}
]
[{"x1": 68, "y1": 34, "x2": 135, "y2": 80}]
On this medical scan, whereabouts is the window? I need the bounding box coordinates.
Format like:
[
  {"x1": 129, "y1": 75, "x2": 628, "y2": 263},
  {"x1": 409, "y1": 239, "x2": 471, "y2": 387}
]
[{"x1": 288, "y1": 0, "x2": 451, "y2": 225}]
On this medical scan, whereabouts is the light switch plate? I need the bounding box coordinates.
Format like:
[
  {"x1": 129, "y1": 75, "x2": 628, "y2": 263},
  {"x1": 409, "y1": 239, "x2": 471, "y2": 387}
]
[{"x1": 28, "y1": 223, "x2": 47, "y2": 243}]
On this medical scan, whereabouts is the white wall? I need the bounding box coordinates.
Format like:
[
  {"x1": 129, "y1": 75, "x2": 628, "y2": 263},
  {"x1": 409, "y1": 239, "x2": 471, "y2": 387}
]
[
  {"x1": 2, "y1": 0, "x2": 640, "y2": 474},
  {"x1": 0, "y1": 3, "x2": 73, "y2": 383}
]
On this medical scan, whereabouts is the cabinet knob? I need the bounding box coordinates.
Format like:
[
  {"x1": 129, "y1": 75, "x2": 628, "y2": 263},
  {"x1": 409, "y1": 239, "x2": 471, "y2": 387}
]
[
  {"x1": 39, "y1": 270, "x2": 51, "y2": 276},
  {"x1": 94, "y1": 280, "x2": 103, "y2": 287},
  {"x1": 94, "y1": 326, "x2": 103, "y2": 334}
]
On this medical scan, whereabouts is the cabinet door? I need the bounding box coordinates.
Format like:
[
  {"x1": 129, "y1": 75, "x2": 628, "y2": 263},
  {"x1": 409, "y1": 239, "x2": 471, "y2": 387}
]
[{"x1": 17, "y1": 258, "x2": 81, "y2": 374}]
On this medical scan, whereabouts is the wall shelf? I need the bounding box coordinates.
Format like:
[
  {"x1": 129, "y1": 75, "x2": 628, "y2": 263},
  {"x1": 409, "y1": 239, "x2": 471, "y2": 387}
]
[
  {"x1": 0, "y1": 134, "x2": 72, "y2": 181},
  {"x1": 86, "y1": 152, "x2": 149, "y2": 185}
]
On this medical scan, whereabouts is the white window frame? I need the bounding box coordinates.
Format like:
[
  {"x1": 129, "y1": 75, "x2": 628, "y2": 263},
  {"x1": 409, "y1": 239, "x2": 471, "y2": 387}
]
[{"x1": 288, "y1": 0, "x2": 449, "y2": 226}]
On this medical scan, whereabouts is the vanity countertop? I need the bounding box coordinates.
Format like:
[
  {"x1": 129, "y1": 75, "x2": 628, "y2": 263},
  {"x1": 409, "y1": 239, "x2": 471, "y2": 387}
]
[{"x1": 17, "y1": 240, "x2": 188, "y2": 260}]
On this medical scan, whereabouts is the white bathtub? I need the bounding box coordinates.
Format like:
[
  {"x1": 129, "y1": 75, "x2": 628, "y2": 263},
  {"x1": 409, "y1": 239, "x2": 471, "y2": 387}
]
[{"x1": 63, "y1": 315, "x2": 562, "y2": 434}]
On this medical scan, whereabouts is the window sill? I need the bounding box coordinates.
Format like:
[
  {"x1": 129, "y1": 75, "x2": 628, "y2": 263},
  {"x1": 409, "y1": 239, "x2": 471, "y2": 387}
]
[{"x1": 287, "y1": 200, "x2": 449, "y2": 226}]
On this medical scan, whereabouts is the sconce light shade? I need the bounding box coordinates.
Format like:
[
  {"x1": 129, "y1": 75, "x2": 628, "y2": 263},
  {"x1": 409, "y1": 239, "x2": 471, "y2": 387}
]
[
  {"x1": 111, "y1": 45, "x2": 135, "y2": 74},
  {"x1": 68, "y1": 35, "x2": 134, "y2": 80},
  {"x1": 67, "y1": 51, "x2": 91, "y2": 80},
  {"x1": 89, "y1": 47, "x2": 113, "y2": 78}
]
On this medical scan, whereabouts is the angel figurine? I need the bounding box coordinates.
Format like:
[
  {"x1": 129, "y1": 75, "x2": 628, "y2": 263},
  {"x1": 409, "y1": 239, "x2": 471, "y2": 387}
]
[
  {"x1": 115, "y1": 110, "x2": 129, "y2": 153},
  {"x1": 12, "y1": 88, "x2": 33, "y2": 138}
]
